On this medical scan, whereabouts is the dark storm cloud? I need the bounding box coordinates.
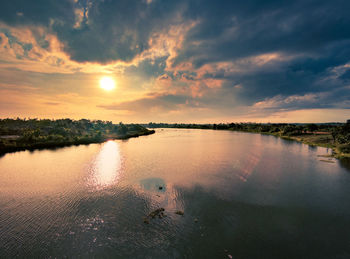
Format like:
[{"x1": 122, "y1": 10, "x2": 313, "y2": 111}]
[
  {"x1": 340, "y1": 69, "x2": 350, "y2": 82},
  {"x1": 225, "y1": 42, "x2": 350, "y2": 103},
  {"x1": 0, "y1": 0, "x2": 75, "y2": 26},
  {"x1": 124, "y1": 57, "x2": 167, "y2": 79},
  {"x1": 175, "y1": 0, "x2": 350, "y2": 106},
  {"x1": 182, "y1": 0, "x2": 350, "y2": 109},
  {"x1": 177, "y1": 0, "x2": 350, "y2": 66},
  {"x1": 53, "y1": 0, "x2": 184, "y2": 63}
]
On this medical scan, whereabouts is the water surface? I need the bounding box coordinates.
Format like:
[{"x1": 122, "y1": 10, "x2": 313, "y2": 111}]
[{"x1": 0, "y1": 129, "x2": 349, "y2": 258}]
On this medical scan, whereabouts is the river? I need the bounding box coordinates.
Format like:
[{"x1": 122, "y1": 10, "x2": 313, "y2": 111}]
[{"x1": 0, "y1": 128, "x2": 349, "y2": 258}]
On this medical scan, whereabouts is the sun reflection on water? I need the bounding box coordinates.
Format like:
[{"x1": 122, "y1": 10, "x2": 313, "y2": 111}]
[{"x1": 89, "y1": 140, "x2": 121, "y2": 188}]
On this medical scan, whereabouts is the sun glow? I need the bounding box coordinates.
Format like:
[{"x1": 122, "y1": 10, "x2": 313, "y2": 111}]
[
  {"x1": 99, "y1": 76, "x2": 116, "y2": 91},
  {"x1": 90, "y1": 140, "x2": 121, "y2": 188}
]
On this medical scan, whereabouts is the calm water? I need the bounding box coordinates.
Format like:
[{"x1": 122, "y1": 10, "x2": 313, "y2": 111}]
[{"x1": 0, "y1": 129, "x2": 349, "y2": 258}]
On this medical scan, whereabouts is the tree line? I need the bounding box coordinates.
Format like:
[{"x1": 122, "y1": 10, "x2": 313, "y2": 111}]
[{"x1": 0, "y1": 118, "x2": 153, "y2": 153}]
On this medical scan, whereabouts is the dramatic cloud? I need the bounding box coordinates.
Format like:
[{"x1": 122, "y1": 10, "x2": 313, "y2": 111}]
[{"x1": 0, "y1": 0, "x2": 349, "y2": 122}]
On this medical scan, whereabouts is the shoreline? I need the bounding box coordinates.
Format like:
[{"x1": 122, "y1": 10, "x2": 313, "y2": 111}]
[
  {"x1": 228, "y1": 129, "x2": 350, "y2": 159},
  {"x1": 0, "y1": 130, "x2": 155, "y2": 156},
  {"x1": 151, "y1": 126, "x2": 350, "y2": 159},
  {"x1": 280, "y1": 135, "x2": 350, "y2": 159}
]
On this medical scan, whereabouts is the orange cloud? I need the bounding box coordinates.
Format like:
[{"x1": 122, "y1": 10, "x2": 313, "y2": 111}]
[
  {"x1": 0, "y1": 23, "x2": 140, "y2": 75},
  {"x1": 132, "y1": 21, "x2": 198, "y2": 68}
]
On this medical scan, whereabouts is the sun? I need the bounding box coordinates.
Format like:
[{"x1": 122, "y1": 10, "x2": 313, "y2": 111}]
[{"x1": 99, "y1": 76, "x2": 116, "y2": 91}]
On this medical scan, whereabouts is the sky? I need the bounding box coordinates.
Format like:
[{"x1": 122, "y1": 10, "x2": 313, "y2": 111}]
[{"x1": 0, "y1": 0, "x2": 350, "y2": 123}]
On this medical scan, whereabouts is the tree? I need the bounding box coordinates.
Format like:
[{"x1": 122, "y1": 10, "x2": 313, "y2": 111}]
[
  {"x1": 306, "y1": 124, "x2": 318, "y2": 133},
  {"x1": 117, "y1": 122, "x2": 128, "y2": 135}
]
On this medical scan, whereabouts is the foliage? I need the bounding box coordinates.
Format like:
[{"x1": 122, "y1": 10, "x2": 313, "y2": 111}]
[{"x1": 0, "y1": 118, "x2": 154, "y2": 153}]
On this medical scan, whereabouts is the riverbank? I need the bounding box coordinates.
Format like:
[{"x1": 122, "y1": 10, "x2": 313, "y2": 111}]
[
  {"x1": 0, "y1": 118, "x2": 155, "y2": 155},
  {"x1": 146, "y1": 122, "x2": 350, "y2": 159},
  {"x1": 277, "y1": 133, "x2": 350, "y2": 159},
  {"x1": 231, "y1": 130, "x2": 349, "y2": 159},
  {"x1": 0, "y1": 130, "x2": 155, "y2": 155}
]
